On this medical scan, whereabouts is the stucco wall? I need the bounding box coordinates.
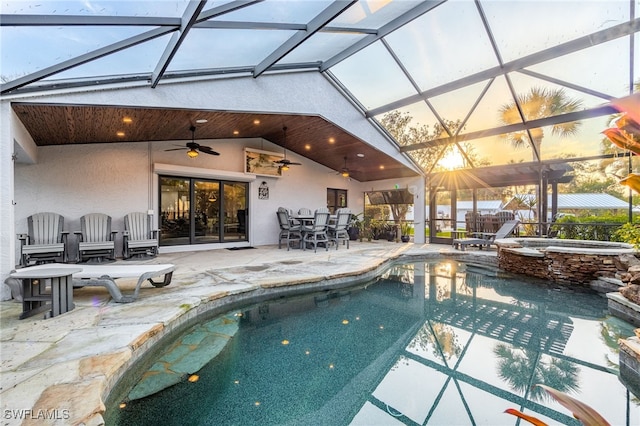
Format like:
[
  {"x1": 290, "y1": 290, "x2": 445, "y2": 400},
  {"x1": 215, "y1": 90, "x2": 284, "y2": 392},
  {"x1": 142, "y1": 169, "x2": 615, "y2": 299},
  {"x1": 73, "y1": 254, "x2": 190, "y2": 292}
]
[{"x1": 13, "y1": 136, "x2": 369, "y2": 260}]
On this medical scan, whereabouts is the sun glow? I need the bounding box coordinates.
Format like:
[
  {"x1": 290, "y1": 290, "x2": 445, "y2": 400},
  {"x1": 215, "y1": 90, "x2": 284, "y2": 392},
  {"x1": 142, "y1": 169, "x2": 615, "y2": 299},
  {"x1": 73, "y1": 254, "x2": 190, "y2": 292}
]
[{"x1": 440, "y1": 150, "x2": 465, "y2": 170}]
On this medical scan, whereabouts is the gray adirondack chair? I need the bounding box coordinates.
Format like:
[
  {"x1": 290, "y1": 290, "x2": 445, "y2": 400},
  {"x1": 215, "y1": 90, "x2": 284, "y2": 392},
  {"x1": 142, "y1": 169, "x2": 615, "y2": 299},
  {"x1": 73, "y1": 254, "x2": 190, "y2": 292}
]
[
  {"x1": 123, "y1": 212, "x2": 159, "y2": 259},
  {"x1": 75, "y1": 213, "x2": 117, "y2": 263},
  {"x1": 18, "y1": 212, "x2": 69, "y2": 266}
]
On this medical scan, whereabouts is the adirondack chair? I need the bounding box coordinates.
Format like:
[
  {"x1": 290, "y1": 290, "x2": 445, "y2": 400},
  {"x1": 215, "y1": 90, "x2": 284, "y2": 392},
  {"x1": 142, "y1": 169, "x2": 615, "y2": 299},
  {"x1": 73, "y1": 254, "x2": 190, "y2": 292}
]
[
  {"x1": 123, "y1": 212, "x2": 159, "y2": 259},
  {"x1": 18, "y1": 212, "x2": 69, "y2": 266},
  {"x1": 75, "y1": 213, "x2": 117, "y2": 263}
]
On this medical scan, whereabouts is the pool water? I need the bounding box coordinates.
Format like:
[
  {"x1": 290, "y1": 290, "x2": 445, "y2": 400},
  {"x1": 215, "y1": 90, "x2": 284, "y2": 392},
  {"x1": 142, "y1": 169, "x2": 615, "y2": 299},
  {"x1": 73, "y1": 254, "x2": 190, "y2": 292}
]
[{"x1": 109, "y1": 260, "x2": 639, "y2": 425}]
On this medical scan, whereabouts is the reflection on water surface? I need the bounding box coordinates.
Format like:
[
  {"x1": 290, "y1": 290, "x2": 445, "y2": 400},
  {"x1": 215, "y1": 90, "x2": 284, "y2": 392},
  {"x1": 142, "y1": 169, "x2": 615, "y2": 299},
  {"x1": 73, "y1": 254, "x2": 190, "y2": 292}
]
[{"x1": 109, "y1": 260, "x2": 639, "y2": 425}]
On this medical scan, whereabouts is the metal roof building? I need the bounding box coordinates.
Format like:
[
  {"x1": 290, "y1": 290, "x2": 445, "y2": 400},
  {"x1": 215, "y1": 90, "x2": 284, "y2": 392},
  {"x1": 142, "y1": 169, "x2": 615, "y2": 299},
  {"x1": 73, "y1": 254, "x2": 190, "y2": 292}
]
[{"x1": 503, "y1": 193, "x2": 631, "y2": 211}]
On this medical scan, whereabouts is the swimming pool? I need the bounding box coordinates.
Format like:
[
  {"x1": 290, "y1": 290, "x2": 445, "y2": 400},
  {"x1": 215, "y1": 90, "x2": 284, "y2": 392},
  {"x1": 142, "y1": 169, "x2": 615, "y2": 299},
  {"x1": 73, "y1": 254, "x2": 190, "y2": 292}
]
[{"x1": 107, "y1": 260, "x2": 639, "y2": 425}]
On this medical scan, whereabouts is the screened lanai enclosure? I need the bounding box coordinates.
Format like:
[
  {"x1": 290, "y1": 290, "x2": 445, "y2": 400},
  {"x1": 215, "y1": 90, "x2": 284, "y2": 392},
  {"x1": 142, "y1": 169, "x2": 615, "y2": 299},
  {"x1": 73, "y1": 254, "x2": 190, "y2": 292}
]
[{"x1": 1, "y1": 0, "x2": 639, "y2": 260}]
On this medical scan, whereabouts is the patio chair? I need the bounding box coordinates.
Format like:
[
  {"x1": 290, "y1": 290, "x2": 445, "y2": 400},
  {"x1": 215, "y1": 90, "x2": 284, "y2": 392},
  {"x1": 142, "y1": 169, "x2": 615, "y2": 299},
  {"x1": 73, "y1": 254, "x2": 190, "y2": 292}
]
[
  {"x1": 298, "y1": 208, "x2": 312, "y2": 216},
  {"x1": 495, "y1": 210, "x2": 515, "y2": 229},
  {"x1": 123, "y1": 212, "x2": 158, "y2": 259},
  {"x1": 328, "y1": 209, "x2": 351, "y2": 249},
  {"x1": 452, "y1": 219, "x2": 520, "y2": 251},
  {"x1": 302, "y1": 209, "x2": 330, "y2": 252},
  {"x1": 18, "y1": 212, "x2": 69, "y2": 266},
  {"x1": 464, "y1": 211, "x2": 482, "y2": 234},
  {"x1": 75, "y1": 213, "x2": 118, "y2": 263},
  {"x1": 277, "y1": 209, "x2": 302, "y2": 250}
]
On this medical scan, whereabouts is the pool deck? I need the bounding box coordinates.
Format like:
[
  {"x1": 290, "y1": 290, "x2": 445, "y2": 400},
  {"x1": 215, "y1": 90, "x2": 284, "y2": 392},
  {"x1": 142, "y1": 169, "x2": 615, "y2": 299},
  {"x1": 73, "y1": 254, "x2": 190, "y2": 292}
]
[{"x1": 0, "y1": 241, "x2": 497, "y2": 425}]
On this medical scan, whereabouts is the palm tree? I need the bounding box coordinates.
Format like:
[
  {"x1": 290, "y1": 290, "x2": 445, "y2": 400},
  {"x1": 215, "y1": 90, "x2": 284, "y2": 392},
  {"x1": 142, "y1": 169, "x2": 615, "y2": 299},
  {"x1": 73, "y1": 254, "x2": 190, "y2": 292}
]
[
  {"x1": 494, "y1": 344, "x2": 580, "y2": 403},
  {"x1": 499, "y1": 87, "x2": 583, "y2": 160}
]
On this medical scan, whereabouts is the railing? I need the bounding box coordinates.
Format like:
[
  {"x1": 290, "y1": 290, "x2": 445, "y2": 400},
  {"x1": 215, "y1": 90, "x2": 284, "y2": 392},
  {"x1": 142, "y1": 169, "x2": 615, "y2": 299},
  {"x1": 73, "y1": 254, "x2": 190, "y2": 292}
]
[
  {"x1": 445, "y1": 219, "x2": 626, "y2": 241},
  {"x1": 545, "y1": 221, "x2": 624, "y2": 241},
  {"x1": 366, "y1": 219, "x2": 626, "y2": 242}
]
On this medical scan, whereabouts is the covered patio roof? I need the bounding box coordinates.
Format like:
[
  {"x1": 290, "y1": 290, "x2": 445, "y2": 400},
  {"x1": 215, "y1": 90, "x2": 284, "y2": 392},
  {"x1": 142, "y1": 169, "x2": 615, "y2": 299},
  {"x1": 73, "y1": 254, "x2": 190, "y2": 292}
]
[
  {"x1": 11, "y1": 102, "x2": 420, "y2": 182},
  {"x1": 427, "y1": 162, "x2": 574, "y2": 191}
]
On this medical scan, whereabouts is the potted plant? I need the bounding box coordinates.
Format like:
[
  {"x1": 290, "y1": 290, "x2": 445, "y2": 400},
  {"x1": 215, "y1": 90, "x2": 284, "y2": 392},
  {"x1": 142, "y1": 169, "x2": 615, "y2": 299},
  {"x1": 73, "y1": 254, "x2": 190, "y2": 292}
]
[
  {"x1": 400, "y1": 222, "x2": 413, "y2": 243},
  {"x1": 348, "y1": 212, "x2": 363, "y2": 241}
]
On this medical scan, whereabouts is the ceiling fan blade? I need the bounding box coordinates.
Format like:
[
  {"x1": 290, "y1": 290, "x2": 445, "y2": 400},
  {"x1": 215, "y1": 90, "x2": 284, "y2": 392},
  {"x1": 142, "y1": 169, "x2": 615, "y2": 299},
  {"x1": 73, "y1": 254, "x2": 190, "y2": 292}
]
[
  {"x1": 274, "y1": 159, "x2": 301, "y2": 165},
  {"x1": 198, "y1": 146, "x2": 220, "y2": 156},
  {"x1": 165, "y1": 147, "x2": 187, "y2": 151}
]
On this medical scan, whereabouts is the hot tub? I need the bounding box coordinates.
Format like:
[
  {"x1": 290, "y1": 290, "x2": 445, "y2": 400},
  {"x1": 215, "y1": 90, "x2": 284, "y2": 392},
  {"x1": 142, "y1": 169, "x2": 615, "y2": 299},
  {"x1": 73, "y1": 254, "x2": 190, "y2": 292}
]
[{"x1": 494, "y1": 238, "x2": 636, "y2": 286}]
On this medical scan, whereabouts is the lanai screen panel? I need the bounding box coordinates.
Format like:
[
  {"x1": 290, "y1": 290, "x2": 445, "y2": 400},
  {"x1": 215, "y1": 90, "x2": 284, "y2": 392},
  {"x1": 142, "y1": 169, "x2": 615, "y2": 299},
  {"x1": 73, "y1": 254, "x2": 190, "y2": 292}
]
[
  {"x1": 1, "y1": 0, "x2": 638, "y2": 178},
  {"x1": 333, "y1": 0, "x2": 639, "y2": 173}
]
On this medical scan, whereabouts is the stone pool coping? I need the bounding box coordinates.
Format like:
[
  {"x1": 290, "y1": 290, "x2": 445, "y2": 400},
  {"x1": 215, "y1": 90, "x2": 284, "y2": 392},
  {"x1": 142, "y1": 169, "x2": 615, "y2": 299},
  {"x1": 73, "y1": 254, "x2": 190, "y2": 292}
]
[
  {"x1": 0, "y1": 242, "x2": 498, "y2": 425},
  {"x1": 494, "y1": 237, "x2": 635, "y2": 254}
]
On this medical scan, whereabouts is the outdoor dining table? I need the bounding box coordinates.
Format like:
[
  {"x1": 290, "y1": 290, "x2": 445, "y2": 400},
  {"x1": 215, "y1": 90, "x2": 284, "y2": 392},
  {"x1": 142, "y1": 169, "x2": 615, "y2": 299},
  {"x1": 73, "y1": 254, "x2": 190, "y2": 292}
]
[{"x1": 292, "y1": 214, "x2": 337, "y2": 226}]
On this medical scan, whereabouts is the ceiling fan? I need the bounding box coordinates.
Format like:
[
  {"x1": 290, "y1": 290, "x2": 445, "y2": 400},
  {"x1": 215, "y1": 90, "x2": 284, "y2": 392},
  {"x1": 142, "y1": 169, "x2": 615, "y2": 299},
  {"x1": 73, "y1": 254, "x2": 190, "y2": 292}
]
[
  {"x1": 273, "y1": 126, "x2": 301, "y2": 171},
  {"x1": 338, "y1": 156, "x2": 350, "y2": 178},
  {"x1": 165, "y1": 126, "x2": 220, "y2": 158}
]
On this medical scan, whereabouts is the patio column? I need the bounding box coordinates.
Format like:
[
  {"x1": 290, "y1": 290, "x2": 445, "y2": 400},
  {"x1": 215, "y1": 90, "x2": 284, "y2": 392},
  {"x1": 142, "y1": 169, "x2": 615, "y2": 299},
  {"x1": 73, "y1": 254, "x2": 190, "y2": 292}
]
[
  {"x1": 412, "y1": 177, "x2": 426, "y2": 244},
  {"x1": 1, "y1": 104, "x2": 17, "y2": 299}
]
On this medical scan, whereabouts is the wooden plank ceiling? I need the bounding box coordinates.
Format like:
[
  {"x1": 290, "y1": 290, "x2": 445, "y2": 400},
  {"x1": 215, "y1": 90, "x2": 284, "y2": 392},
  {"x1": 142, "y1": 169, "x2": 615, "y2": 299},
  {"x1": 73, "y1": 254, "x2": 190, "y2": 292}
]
[{"x1": 12, "y1": 103, "x2": 419, "y2": 182}]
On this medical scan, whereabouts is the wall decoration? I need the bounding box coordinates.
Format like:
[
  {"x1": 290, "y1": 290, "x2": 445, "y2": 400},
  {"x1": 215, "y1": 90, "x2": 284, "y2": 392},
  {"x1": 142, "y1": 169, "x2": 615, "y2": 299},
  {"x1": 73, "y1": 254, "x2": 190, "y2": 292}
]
[
  {"x1": 259, "y1": 181, "x2": 269, "y2": 200},
  {"x1": 245, "y1": 148, "x2": 283, "y2": 177}
]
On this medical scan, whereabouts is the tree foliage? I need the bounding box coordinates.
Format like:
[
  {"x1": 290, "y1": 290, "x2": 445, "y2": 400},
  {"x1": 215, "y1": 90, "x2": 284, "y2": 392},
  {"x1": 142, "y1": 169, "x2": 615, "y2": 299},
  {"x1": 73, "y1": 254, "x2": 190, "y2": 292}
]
[
  {"x1": 379, "y1": 110, "x2": 488, "y2": 173},
  {"x1": 498, "y1": 87, "x2": 583, "y2": 160}
]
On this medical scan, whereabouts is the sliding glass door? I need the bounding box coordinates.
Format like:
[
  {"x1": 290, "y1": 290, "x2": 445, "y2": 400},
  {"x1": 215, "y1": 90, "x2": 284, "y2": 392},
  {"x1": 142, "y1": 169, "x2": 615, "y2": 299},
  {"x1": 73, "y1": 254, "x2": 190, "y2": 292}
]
[
  {"x1": 160, "y1": 176, "x2": 248, "y2": 246},
  {"x1": 222, "y1": 182, "x2": 247, "y2": 241},
  {"x1": 194, "y1": 180, "x2": 220, "y2": 244}
]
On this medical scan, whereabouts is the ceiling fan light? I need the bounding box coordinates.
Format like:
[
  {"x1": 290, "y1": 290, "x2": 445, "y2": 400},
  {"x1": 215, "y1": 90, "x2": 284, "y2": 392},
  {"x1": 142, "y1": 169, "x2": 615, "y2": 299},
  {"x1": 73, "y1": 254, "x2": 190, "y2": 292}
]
[
  {"x1": 340, "y1": 156, "x2": 349, "y2": 177},
  {"x1": 187, "y1": 148, "x2": 199, "y2": 158},
  {"x1": 281, "y1": 164, "x2": 290, "y2": 171}
]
